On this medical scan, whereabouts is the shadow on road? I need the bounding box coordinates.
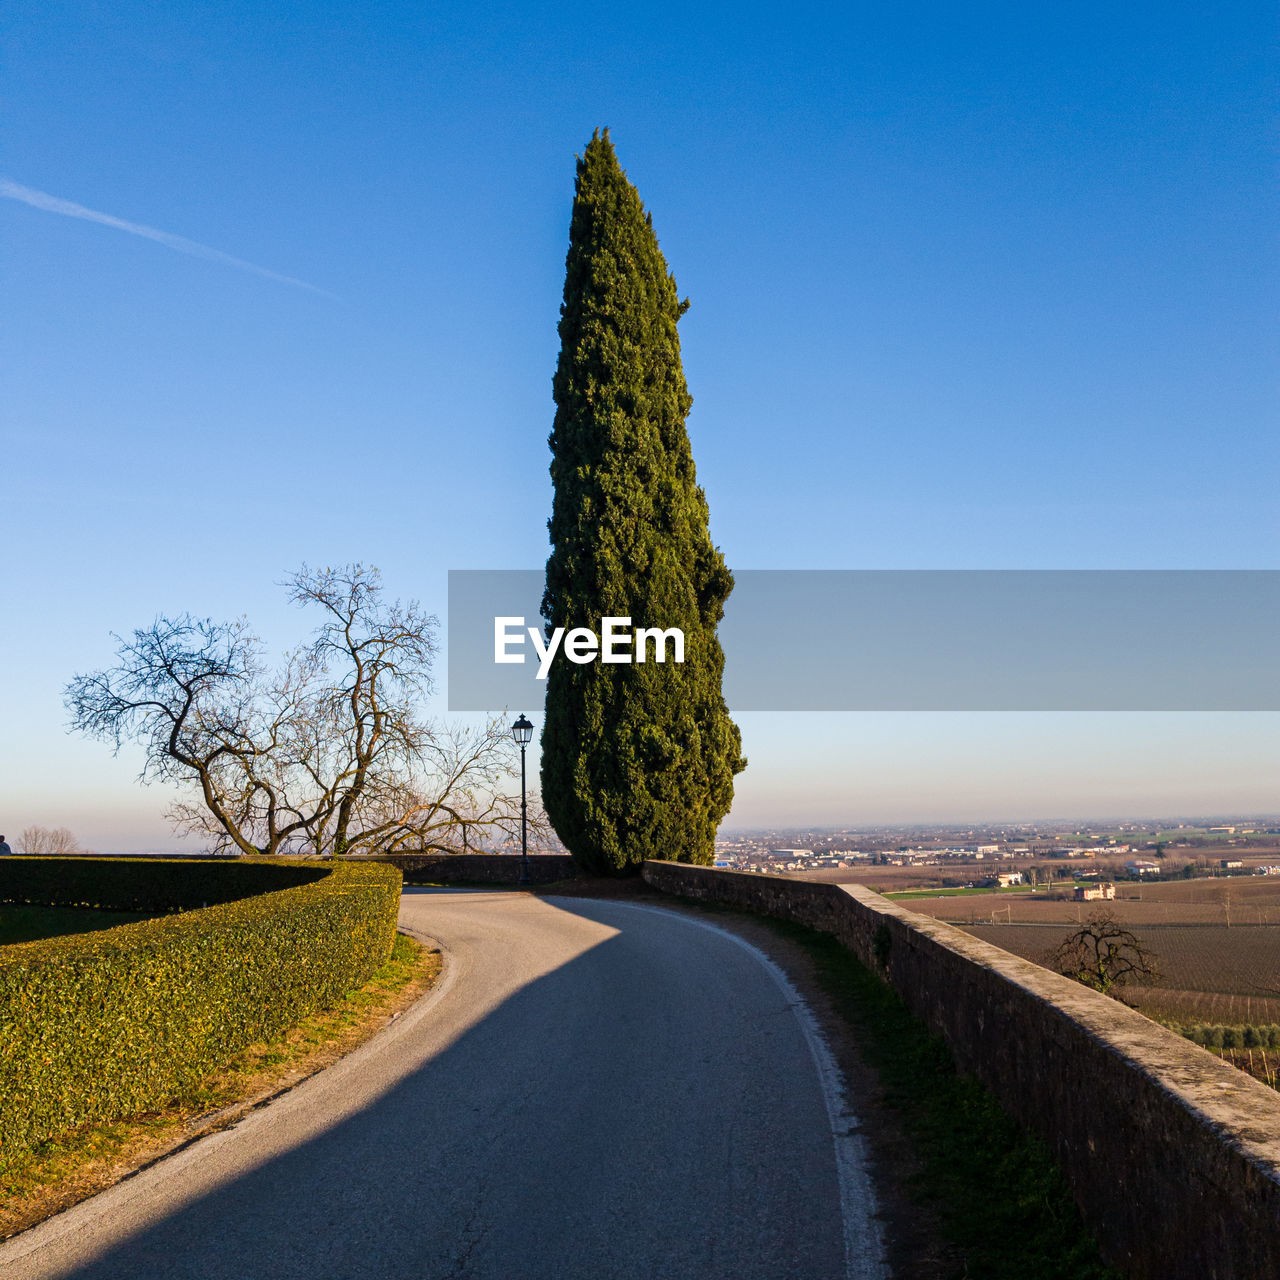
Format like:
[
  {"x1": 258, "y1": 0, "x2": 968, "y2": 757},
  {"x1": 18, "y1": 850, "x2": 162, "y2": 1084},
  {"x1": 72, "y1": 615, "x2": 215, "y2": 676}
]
[{"x1": 37, "y1": 892, "x2": 847, "y2": 1280}]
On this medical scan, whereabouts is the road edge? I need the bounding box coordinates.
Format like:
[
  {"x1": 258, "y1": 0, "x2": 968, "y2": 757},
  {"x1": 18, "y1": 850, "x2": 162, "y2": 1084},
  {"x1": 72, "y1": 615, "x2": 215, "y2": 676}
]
[{"x1": 546, "y1": 897, "x2": 890, "y2": 1280}]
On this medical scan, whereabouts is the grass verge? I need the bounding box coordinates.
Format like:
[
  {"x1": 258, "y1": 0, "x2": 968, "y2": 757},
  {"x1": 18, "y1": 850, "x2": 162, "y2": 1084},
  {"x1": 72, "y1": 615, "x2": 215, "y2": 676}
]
[
  {"x1": 770, "y1": 918, "x2": 1122, "y2": 1280},
  {"x1": 0, "y1": 930, "x2": 440, "y2": 1241}
]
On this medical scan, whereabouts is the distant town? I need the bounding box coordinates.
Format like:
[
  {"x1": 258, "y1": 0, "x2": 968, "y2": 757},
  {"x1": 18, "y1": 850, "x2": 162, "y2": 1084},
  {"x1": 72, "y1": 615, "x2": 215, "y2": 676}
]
[{"x1": 710, "y1": 817, "x2": 1280, "y2": 884}]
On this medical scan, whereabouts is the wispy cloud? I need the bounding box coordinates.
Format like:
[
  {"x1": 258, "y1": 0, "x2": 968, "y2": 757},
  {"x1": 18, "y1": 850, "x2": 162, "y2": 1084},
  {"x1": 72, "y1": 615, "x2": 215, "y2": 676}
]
[{"x1": 0, "y1": 178, "x2": 336, "y2": 299}]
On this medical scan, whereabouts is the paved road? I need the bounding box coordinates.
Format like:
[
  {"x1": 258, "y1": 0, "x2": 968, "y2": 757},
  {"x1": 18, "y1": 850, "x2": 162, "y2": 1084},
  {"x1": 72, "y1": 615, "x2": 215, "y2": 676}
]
[{"x1": 1, "y1": 890, "x2": 886, "y2": 1280}]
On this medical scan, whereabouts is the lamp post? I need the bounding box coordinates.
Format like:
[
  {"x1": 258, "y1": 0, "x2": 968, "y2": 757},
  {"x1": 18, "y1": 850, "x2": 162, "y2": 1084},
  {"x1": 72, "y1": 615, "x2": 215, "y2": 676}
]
[{"x1": 511, "y1": 714, "x2": 534, "y2": 886}]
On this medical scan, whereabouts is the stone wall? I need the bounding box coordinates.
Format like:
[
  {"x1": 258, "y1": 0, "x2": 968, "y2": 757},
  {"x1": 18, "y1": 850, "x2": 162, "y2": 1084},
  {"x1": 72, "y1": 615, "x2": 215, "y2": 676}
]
[
  {"x1": 641, "y1": 861, "x2": 1280, "y2": 1280},
  {"x1": 361, "y1": 852, "x2": 577, "y2": 885}
]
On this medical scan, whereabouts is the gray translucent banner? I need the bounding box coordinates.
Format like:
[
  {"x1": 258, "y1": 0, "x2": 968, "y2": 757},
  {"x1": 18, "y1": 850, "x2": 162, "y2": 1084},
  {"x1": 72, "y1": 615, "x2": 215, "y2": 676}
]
[{"x1": 447, "y1": 570, "x2": 1279, "y2": 711}]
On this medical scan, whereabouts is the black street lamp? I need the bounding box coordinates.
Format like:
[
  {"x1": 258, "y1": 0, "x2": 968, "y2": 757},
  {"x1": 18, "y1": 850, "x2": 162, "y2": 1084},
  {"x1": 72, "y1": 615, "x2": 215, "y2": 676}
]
[{"x1": 511, "y1": 714, "x2": 534, "y2": 886}]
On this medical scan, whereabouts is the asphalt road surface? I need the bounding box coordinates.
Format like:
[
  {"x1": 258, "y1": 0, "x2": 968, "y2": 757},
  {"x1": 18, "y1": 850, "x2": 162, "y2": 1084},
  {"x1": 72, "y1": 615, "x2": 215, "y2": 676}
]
[{"x1": 1, "y1": 889, "x2": 887, "y2": 1280}]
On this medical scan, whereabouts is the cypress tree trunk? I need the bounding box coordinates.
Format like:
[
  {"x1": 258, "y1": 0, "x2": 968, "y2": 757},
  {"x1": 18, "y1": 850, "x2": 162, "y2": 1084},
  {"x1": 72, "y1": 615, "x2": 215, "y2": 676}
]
[{"x1": 541, "y1": 130, "x2": 745, "y2": 875}]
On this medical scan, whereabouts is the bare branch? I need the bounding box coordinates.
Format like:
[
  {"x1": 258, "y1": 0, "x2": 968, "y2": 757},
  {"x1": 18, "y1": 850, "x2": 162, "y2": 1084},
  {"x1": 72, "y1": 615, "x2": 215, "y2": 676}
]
[
  {"x1": 19, "y1": 825, "x2": 81, "y2": 855},
  {"x1": 1046, "y1": 909, "x2": 1160, "y2": 1002},
  {"x1": 67, "y1": 567, "x2": 518, "y2": 860}
]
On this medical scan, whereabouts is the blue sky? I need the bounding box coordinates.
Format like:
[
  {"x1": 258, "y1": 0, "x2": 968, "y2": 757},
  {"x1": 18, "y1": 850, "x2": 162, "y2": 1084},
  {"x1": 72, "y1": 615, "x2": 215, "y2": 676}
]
[{"x1": 3, "y1": 1, "x2": 1276, "y2": 848}]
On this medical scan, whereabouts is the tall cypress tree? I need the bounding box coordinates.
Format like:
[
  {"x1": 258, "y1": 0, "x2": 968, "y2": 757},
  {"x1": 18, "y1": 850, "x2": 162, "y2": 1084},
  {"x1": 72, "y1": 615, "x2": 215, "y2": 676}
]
[{"x1": 541, "y1": 130, "x2": 744, "y2": 874}]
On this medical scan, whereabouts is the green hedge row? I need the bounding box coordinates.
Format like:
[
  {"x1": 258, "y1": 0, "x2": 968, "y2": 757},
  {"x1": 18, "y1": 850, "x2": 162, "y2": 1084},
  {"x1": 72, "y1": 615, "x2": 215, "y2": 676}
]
[
  {"x1": 1170, "y1": 1022, "x2": 1280, "y2": 1051},
  {"x1": 0, "y1": 858, "x2": 401, "y2": 1161},
  {"x1": 0, "y1": 855, "x2": 327, "y2": 913}
]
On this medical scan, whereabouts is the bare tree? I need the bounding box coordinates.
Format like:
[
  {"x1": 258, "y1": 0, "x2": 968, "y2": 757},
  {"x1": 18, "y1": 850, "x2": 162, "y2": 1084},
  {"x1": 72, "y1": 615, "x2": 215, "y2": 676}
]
[
  {"x1": 1046, "y1": 909, "x2": 1160, "y2": 1001},
  {"x1": 19, "y1": 825, "x2": 82, "y2": 855},
  {"x1": 66, "y1": 565, "x2": 533, "y2": 857}
]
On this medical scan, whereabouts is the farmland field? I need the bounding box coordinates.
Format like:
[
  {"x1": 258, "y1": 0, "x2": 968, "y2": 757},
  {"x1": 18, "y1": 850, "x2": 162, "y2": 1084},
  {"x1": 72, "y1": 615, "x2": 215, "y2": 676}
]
[
  {"x1": 794, "y1": 847, "x2": 1280, "y2": 899},
  {"x1": 901, "y1": 876, "x2": 1280, "y2": 927},
  {"x1": 959, "y1": 921, "x2": 1280, "y2": 1026},
  {"x1": 795, "y1": 864, "x2": 1009, "y2": 893},
  {"x1": 784, "y1": 870, "x2": 1280, "y2": 1025}
]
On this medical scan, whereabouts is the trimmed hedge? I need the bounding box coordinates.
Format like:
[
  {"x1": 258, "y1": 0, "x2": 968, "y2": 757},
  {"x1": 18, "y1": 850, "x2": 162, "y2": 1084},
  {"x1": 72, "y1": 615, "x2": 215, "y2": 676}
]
[
  {"x1": 0, "y1": 855, "x2": 327, "y2": 913},
  {"x1": 0, "y1": 858, "x2": 401, "y2": 1161}
]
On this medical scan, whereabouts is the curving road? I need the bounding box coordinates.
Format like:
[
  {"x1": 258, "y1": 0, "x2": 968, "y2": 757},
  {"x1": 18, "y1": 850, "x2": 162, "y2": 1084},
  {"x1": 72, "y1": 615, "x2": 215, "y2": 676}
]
[{"x1": 1, "y1": 889, "x2": 887, "y2": 1280}]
